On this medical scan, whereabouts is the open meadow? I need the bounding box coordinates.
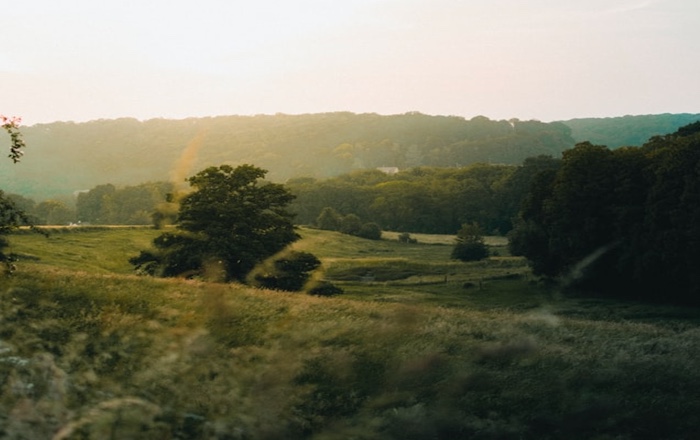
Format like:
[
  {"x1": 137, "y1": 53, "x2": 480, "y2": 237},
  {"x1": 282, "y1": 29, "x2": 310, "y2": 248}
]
[{"x1": 1, "y1": 227, "x2": 699, "y2": 439}]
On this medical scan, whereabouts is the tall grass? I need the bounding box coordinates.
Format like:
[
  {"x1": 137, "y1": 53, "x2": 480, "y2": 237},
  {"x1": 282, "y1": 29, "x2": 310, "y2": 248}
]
[{"x1": 1, "y1": 228, "x2": 699, "y2": 438}]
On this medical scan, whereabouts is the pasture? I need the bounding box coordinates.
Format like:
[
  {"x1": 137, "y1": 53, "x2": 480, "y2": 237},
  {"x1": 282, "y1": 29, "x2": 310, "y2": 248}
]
[{"x1": 1, "y1": 227, "x2": 698, "y2": 439}]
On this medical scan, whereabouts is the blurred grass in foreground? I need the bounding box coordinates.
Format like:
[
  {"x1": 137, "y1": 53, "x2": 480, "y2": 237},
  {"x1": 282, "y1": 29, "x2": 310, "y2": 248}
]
[{"x1": 0, "y1": 227, "x2": 698, "y2": 439}]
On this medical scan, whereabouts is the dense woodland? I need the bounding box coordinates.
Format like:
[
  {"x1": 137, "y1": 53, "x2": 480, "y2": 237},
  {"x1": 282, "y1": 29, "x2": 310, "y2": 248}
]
[
  {"x1": 510, "y1": 122, "x2": 700, "y2": 304},
  {"x1": 3, "y1": 111, "x2": 680, "y2": 201},
  {"x1": 286, "y1": 160, "x2": 558, "y2": 235}
]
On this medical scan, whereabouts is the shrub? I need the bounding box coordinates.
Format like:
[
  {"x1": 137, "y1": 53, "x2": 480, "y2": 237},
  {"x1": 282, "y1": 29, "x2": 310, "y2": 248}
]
[
  {"x1": 307, "y1": 281, "x2": 344, "y2": 296},
  {"x1": 254, "y1": 251, "x2": 321, "y2": 291},
  {"x1": 451, "y1": 223, "x2": 489, "y2": 262},
  {"x1": 451, "y1": 241, "x2": 489, "y2": 261},
  {"x1": 398, "y1": 232, "x2": 418, "y2": 243},
  {"x1": 357, "y1": 222, "x2": 382, "y2": 240}
]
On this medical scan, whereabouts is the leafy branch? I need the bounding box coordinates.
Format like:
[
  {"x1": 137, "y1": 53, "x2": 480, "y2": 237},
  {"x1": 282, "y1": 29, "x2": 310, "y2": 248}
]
[{"x1": 1, "y1": 115, "x2": 26, "y2": 163}]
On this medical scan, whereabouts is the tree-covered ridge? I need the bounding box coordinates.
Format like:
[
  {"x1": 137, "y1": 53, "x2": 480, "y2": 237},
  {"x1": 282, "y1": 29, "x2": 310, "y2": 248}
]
[
  {"x1": 563, "y1": 113, "x2": 700, "y2": 148},
  {"x1": 0, "y1": 113, "x2": 574, "y2": 200}
]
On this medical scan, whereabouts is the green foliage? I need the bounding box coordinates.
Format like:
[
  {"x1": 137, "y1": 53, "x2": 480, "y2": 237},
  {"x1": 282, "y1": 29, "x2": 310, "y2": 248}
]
[
  {"x1": 0, "y1": 193, "x2": 45, "y2": 274},
  {"x1": 34, "y1": 200, "x2": 75, "y2": 225},
  {"x1": 77, "y1": 182, "x2": 174, "y2": 225},
  {"x1": 357, "y1": 221, "x2": 382, "y2": 240},
  {"x1": 76, "y1": 183, "x2": 116, "y2": 223},
  {"x1": 134, "y1": 164, "x2": 299, "y2": 282},
  {"x1": 510, "y1": 123, "x2": 700, "y2": 303},
  {"x1": 253, "y1": 251, "x2": 321, "y2": 291},
  {"x1": 339, "y1": 213, "x2": 362, "y2": 236},
  {"x1": 564, "y1": 113, "x2": 700, "y2": 148},
  {"x1": 290, "y1": 163, "x2": 522, "y2": 235},
  {"x1": 0, "y1": 191, "x2": 29, "y2": 236},
  {"x1": 1, "y1": 115, "x2": 26, "y2": 163},
  {"x1": 451, "y1": 222, "x2": 489, "y2": 261},
  {"x1": 316, "y1": 206, "x2": 342, "y2": 230},
  {"x1": 0, "y1": 119, "x2": 46, "y2": 273}
]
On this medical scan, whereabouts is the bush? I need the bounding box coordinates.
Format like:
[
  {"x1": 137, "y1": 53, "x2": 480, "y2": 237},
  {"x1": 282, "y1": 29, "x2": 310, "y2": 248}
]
[
  {"x1": 254, "y1": 251, "x2": 321, "y2": 291},
  {"x1": 398, "y1": 232, "x2": 418, "y2": 243},
  {"x1": 451, "y1": 241, "x2": 489, "y2": 261},
  {"x1": 307, "y1": 281, "x2": 344, "y2": 296},
  {"x1": 452, "y1": 223, "x2": 488, "y2": 262},
  {"x1": 357, "y1": 222, "x2": 382, "y2": 240}
]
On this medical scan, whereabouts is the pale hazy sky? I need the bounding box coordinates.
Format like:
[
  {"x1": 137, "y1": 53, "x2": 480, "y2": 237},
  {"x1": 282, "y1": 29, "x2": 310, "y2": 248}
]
[{"x1": 1, "y1": 0, "x2": 698, "y2": 125}]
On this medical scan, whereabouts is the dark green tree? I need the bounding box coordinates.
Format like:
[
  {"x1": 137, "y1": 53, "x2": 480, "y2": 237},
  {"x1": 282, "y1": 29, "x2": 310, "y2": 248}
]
[
  {"x1": 131, "y1": 164, "x2": 299, "y2": 282},
  {"x1": 499, "y1": 155, "x2": 561, "y2": 233},
  {"x1": 451, "y1": 222, "x2": 489, "y2": 261}
]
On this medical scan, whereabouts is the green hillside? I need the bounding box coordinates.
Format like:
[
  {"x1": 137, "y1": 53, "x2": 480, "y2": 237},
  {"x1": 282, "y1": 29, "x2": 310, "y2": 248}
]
[
  {"x1": 0, "y1": 113, "x2": 574, "y2": 200},
  {"x1": 2, "y1": 227, "x2": 699, "y2": 439},
  {"x1": 562, "y1": 113, "x2": 700, "y2": 147}
]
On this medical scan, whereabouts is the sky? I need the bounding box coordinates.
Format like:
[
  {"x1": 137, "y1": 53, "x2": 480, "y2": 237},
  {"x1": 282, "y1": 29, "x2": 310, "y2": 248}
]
[{"x1": 1, "y1": 0, "x2": 698, "y2": 125}]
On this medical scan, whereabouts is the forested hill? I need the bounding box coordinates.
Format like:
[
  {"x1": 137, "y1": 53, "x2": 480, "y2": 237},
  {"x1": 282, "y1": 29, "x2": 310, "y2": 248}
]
[
  {"x1": 0, "y1": 113, "x2": 573, "y2": 200},
  {"x1": 561, "y1": 113, "x2": 700, "y2": 148}
]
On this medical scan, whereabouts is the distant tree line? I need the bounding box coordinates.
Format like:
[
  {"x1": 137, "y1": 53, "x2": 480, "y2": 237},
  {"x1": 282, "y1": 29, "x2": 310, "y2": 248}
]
[
  {"x1": 22, "y1": 157, "x2": 558, "y2": 236},
  {"x1": 316, "y1": 207, "x2": 382, "y2": 240},
  {"x1": 4, "y1": 182, "x2": 176, "y2": 226},
  {"x1": 564, "y1": 113, "x2": 700, "y2": 148},
  {"x1": 75, "y1": 182, "x2": 174, "y2": 225},
  {"x1": 288, "y1": 159, "x2": 559, "y2": 236},
  {"x1": 509, "y1": 121, "x2": 700, "y2": 304},
  {"x1": 0, "y1": 113, "x2": 575, "y2": 201}
]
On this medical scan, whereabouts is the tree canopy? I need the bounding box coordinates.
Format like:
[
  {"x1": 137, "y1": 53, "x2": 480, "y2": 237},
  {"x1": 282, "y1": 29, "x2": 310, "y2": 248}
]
[
  {"x1": 508, "y1": 122, "x2": 700, "y2": 304},
  {"x1": 131, "y1": 164, "x2": 299, "y2": 282}
]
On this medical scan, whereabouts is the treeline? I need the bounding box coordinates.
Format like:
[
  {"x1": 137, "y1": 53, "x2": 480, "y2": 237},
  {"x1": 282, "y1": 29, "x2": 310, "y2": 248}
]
[
  {"x1": 10, "y1": 159, "x2": 560, "y2": 236},
  {"x1": 564, "y1": 113, "x2": 700, "y2": 148},
  {"x1": 509, "y1": 121, "x2": 700, "y2": 304},
  {"x1": 287, "y1": 159, "x2": 559, "y2": 235},
  {"x1": 6, "y1": 182, "x2": 174, "y2": 225},
  {"x1": 0, "y1": 113, "x2": 574, "y2": 201}
]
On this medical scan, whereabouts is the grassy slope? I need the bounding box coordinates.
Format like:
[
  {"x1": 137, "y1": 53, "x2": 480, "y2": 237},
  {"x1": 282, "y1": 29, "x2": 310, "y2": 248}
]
[{"x1": 1, "y1": 228, "x2": 699, "y2": 439}]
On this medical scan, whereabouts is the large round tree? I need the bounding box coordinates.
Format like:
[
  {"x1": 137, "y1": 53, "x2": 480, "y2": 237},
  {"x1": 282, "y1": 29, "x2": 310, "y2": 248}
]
[{"x1": 131, "y1": 164, "x2": 299, "y2": 282}]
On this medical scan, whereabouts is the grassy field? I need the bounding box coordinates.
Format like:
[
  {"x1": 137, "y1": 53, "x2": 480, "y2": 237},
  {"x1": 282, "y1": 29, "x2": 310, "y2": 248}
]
[{"x1": 1, "y1": 227, "x2": 699, "y2": 439}]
